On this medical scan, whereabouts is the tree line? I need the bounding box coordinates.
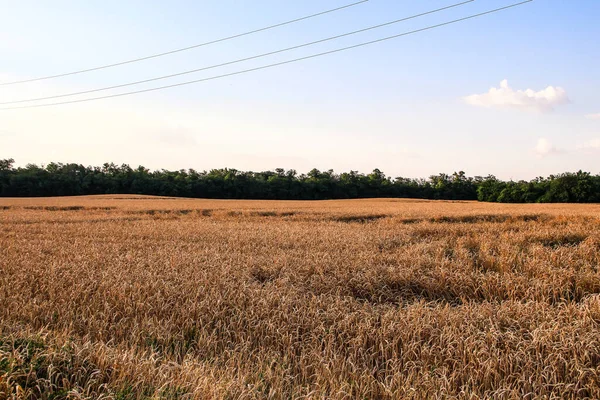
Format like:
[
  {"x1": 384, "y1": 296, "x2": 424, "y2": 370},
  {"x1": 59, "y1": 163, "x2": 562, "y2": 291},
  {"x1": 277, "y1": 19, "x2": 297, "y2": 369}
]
[{"x1": 1, "y1": 159, "x2": 599, "y2": 203}]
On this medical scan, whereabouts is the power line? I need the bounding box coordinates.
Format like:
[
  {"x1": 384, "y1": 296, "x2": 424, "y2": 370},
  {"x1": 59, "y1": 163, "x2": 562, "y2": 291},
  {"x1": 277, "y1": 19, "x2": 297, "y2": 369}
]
[
  {"x1": 0, "y1": 1, "x2": 533, "y2": 111},
  {"x1": 0, "y1": 1, "x2": 368, "y2": 86},
  {"x1": 0, "y1": 1, "x2": 532, "y2": 110},
  {"x1": 0, "y1": 1, "x2": 475, "y2": 105}
]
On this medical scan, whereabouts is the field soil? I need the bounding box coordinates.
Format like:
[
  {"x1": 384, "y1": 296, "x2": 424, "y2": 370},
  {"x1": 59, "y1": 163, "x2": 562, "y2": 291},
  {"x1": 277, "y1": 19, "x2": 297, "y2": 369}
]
[{"x1": 2, "y1": 196, "x2": 600, "y2": 399}]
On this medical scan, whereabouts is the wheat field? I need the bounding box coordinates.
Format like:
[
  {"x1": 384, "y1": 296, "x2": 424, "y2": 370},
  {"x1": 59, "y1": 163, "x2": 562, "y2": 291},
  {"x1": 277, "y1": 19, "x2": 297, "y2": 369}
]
[{"x1": 1, "y1": 195, "x2": 600, "y2": 399}]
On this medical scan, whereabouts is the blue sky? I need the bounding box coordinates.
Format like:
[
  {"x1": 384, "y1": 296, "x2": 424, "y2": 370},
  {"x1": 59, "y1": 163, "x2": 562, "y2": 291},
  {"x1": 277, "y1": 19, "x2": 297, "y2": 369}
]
[{"x1": 1, "y1": 0, "x2": 599, "y2": 180}]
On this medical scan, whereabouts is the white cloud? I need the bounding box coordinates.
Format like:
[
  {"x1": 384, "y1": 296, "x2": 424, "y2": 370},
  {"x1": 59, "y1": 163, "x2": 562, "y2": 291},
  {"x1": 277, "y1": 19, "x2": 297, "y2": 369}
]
[
  {"x1": 577, "y1": 139, "x2": 600, "y2": 150},
  {"x1": 534, "y1": 138, "x2": 564, "y2": 158},
  {"x1": 464, "y1": 79, "x2": 569, "y2": 113},
  {"x1": 156, "y1": 127, "x2": 198, "y2": 147},
  {"x1": 585, "y1": 113, "x2": 600, "y2": 120}
]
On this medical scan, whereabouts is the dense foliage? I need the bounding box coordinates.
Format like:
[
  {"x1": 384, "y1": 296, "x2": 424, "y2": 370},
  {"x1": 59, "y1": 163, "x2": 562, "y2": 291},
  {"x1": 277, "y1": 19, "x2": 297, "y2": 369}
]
[{"x1": 1, "y1": 158, "x2": 599, "y2": 202}]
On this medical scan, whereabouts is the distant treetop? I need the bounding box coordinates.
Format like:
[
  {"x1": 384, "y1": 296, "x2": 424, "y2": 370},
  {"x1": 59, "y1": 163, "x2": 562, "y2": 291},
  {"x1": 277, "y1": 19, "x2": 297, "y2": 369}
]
[{"x1": 1, "y1": 159, "x2": 599, "y2": 203}]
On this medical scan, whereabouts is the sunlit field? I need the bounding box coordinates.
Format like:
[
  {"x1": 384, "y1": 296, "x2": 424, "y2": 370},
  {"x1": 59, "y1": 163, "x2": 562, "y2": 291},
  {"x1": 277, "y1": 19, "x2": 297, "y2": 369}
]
[{"x1": 2, "y1": 196, "x2": 600, "y2": 399}]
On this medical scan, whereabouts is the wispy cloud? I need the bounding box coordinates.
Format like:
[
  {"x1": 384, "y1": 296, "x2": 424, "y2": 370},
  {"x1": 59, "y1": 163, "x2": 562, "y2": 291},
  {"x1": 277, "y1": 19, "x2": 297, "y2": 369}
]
[
  {"x1": 534, "y1": 138, "x2": 564, "y2": 158},
  {"x1": 464, "y1": 80, "x2": 569, "y2": 113},
  {"x1": 577, "y1": 138, "x2": 600, "y2": 151},
  {"x1": 585, "y1": 113, "x2": 600, "y2": 120},
  {"x1": 156, "y1": 128, "x2": 198, "y2": 147}
]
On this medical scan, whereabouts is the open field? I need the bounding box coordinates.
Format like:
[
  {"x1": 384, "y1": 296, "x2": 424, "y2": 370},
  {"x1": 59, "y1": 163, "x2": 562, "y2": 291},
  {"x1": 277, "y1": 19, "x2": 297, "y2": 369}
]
[{"x1": 2, "y1": 196, "x2": 600, "y2": 399}]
